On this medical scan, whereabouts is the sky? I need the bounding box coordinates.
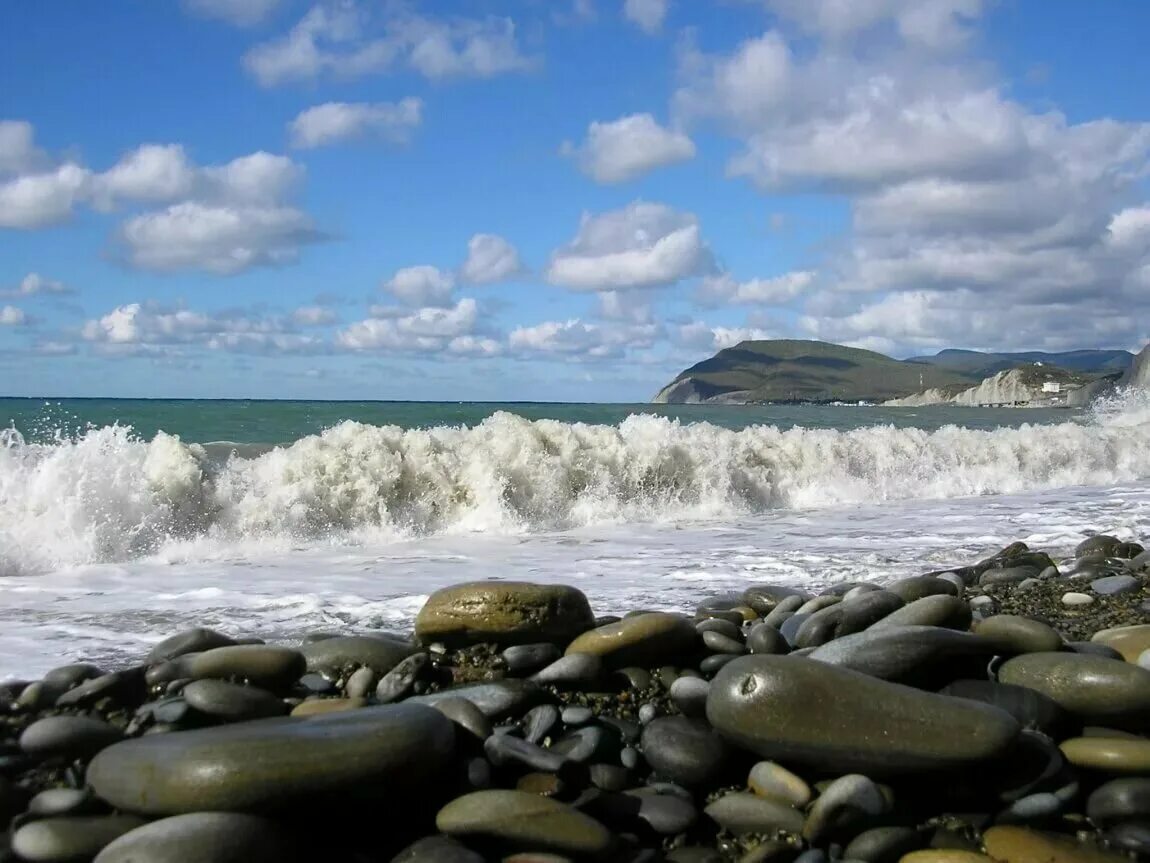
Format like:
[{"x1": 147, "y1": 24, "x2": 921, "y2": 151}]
[{"x1": 1, "y1": 0, "x2": 1149, "y2": 402}]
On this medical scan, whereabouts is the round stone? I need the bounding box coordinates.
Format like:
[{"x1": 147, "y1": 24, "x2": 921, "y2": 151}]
[
  {"x1": 1061, "y1": 592, "x2": 1094, "y2": 607},
  {"x1": 842, "y1": 826, "x2": 923, "y2": 862},
  {"x1": 640, "y1": 716, "x2": 730, "y2": 787},
  {"x1": 793, "y1": 590, "x2": 905, "y2": 648},
  {"x1": 1086, "y1": 778, "x2": 1150, "y2": 826},
  {"x1": 502, "y1": 643, "x2": 562, "y2": 674},
  {"x1": 289, "y1": 697, "x2": 365, "y2": 717},
  {"x1": 431, "y1": 697, "x2": 493, "y2": 741},
  {"x1": 87, "y1": 704, "x2": 455, "y2": 815},
  {"x1": 147, "y1": 628, "x2": 236, "y2": 664},
  {"x1": 93, "y1": 813, "x2": 293, "y2": 863},
  {"x1": 436, "y1": 790, "x2": 611, "y2": 857},
  {"x1": 997, "y1": 652, "x2": 1150, "y2": 728},
  {"x1": 747, "y1": 761, "x2": 811, "y2": 808},
  {"x1": 184, "y1": 645, "x2": 306, "y2": 690},
  {"x1": 807, "y1": 625, "x2": 996, "y2": 687},
  {"x1": 982, "y1": 825, "x2": 1127, "y2": 862},
  {"x1": 869, "y1": 595, "x2": 972, "y2": 631},
  {"x1": 1091, "y1": 624, "x2": 1150, "y2": 662},
  {"x1": 406, "y1": 679, "x2": 543, "y2": 719},
  {"x1": 1092, "y1": 575, "x2": 1141, "y2": 596},
  {"x1": 391, "y1": 836, "x2": 485, "y2": 863},
  {"x1": 182, "y1": 679, "x2": 287, "y2": 721},
  {"x1": 375, "y1": 653, "x2": 430, "y2": 703},
  {"x1": 20, "y1": 716, "x2": 124, "y2": 761},
  {"x1": 706, "y1": 655, "x2": 1019, "y2": 775},
  {"x1": 974, "y1": 616, "x2": 1063, "y2": 654},
  {"x1": 531, "y1": 653, "x2": 602, "y2": 687},
  {"x1": 742, "y1": 585, "x2": 809, "y2": 615},
  {"x1": 670, "y1": 676, "x2": 710, "y2": 718},
  {"x1": 886, "y1": 576, "x2": 959, "y2": 603},
  {"x1": 13, "y1": 816, "x2": 147, "y2": 863},
  {"x1": 702, "y1": 792, "x2": 804, "y2": 836},
  {"x1": 298, "y1": 636, "x2": 414, "y2": 676},
  {"x1": 746, "y1": 623, "x2": 788, "y2": 655},
  {"x1": 1060, "y1": 737, "x2": 1150, "y2": 774},
  {"x1": 415, "y1": 582, "x2": 594, "y2": 647},
  {"x1": 702, "y1": 631, "x2": 745, "y2": 655},
  {"x1": 802, "y1": 774, "x2": 888, "y2": 843},
  {"x1": 564, "y1": 613, "x2": 698, "y2": 669}
]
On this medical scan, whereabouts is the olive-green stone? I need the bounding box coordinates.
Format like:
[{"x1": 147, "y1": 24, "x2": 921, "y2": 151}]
[
  {"x1": 87, "y1": 704, "x2": 455, "y2": 815},
  {"x1": 437, "y1": 790, "x2": 612, "y2": 856},
  {"x1": 565, "y1": 612, "x2": 698, "y2": 669},
  {"x1": 998, "y1": 652, "x2": 1150, "y2": 727},
  {"x1": 416, "y1": 582, "x2": 595, "y2": 647},
  {"x1": 706, "y1": 655, "x2": 1019, "y2": 775}
]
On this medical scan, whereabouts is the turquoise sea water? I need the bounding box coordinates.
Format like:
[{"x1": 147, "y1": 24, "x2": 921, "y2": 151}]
[{"x1": 0, "y1": 397, "x2": 1079, "y2": 445}]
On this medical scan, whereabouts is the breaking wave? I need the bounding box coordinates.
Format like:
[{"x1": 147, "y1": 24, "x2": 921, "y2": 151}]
[{"x1": 3, "y1": 392, "x2": 1150, "y2": 575}]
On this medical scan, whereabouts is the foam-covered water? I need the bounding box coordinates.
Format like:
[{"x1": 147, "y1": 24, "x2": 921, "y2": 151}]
[{"x1": 1, "y1": 392, "x2": 1148, "y2": 676}]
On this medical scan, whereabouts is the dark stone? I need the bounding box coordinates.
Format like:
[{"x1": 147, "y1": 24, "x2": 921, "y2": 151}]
[
  {"x1": 998, "y1": 652, "x2": 1150, "y2": 728},
  {"x1": 870, "y1": 595, "x2": 972, "y2": 631},
  {"x1": 551, "y1": 726, "x2": 617, "y2": 764},
  {"x1": 93, "y1": 812, "x2": 296, "y2": 863},
  {"x1": 147, "y1": 628, "x2": 237, "y2": 664},
  {"x1": 742, "y1": 585, "x2": 810, "y2": 615},
  {"x1": 87, "y1": 704, "x2": 456, "y2": 815},
  {"x1": 939, "y1": 680, "x2": 1074, "y2": 738},
  {"x1": 794, "y1": 590, "x2": 905, "y2": 648},
  {"x1": 808, "y1": 625, "x2": 997, "y2": 687},
  {"x1": 531, "y1": 654, "x2": 603, "y2": 688},
  {"x1": 502, "y1": 644, "x2": 562, "y2": 675},
  {"x1": 1087, "y1": 778, "x2": 1150, "y2": 826},
  {"x1": 12, "y1": 815, "x2": 147, "y2": 862},
  {"x1": 391, "y1": 835, "x2": 485, "y2": 863},
  {"x1": 484, "y1": 734, "x2": 568, "y2": 773},
  {"x1": 407, "y1": 679, "x2": 544, "y2": 720},
  {"x1": 842, "y1": 826, "x2": 924, "y2": 863},
  {"x1": 436, "y1": 790, "x2": 612, "y2": 857},
  {"x1": 375, "y1": 653, "x2": 430, "y2": 704},
  {"x1": 746, "y1": 623, "x2": 788, "y2": 655},
  {"x1": 299, "y1": 636, "x2": 413, "y2": 677},
  {"x1": 182, "y1": 679, "x2": 287, "y2": 721},
  {"x1": 522, "y1": 704, "x2": 560, "y2": 745},
  {"x1": 20, "y1": 716, "x2": 124, "y2": 761},
  {"x1": 640, "y1": 716, "x2": 730, "y2": 787},
  {"x1": 55, "y1": 667, "x2": 147, "y2": 709},
  {"x1": 706, "y1": 655, "x2": 1020, "y2": 775},
  {"x1": 886, "y1": 576, "x2": 959, "y2": 603}
]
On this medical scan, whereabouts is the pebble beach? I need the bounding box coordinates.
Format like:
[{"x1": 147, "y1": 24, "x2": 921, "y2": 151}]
[{"x1": 3, "y1": 533, "x2": 1150, "y2": 862}]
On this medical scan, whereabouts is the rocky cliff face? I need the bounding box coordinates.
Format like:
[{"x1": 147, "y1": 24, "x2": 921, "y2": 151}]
[
  {"x1": 885, "y1": 368, "x2": 1074, "y2": 407},
  {"x1": 1121, "y1": 343, "x2": 1150, "y2": 389}
]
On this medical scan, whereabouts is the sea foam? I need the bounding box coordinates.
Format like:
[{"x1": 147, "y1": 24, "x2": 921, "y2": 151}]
[{"x1": 2, "y1": 391, "x2": 1149, "y2": 576}]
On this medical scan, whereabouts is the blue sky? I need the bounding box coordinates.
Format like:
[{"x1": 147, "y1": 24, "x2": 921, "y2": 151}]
[{"x1": 1, "y1": 0, "x2": 1149, "y2": 401}]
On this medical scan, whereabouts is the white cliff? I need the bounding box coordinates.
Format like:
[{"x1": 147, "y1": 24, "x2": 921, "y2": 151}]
[{"x1": 885, "y1": 368, "x2": 1080, "y2": 408}]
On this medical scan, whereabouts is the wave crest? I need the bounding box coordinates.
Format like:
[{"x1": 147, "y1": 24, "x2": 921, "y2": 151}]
[{"x1": 3, "y1": 395, "x2": 1149, "y2": 575}]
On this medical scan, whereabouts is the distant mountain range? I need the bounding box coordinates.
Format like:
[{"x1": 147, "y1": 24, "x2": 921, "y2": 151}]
[{"x1": 652, "y1": 340, "x2": 1136, "y2": 405}]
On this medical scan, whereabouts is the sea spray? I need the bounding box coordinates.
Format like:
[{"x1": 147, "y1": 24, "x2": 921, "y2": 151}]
[{"x1": 2, "y1": 394, "x2": 1149, "y2": 575}]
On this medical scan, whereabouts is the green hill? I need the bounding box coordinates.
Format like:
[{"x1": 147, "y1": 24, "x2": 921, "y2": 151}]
[
  {"x1": 653, "y1": 340, "x2": 974, "y2": 404},
  {"x1": 652, "y1": 341, "x2": 1128, "y2": 404}
]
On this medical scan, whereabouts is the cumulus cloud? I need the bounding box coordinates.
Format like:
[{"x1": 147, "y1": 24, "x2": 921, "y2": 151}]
[
  {"x1": 245, "y1": 5, "x2": 535, "y2": 87},
  {"x1": 547, "y1": 202, "x2": 713, "y2": 291},
  {"x1": 564, "y1": 114, "x2": 695, "y2": 183},
  {"x1": 509, "y1": 318, "x2": 661, "y2": 360},
  {"x1": 674, "y1": 321, "x2": 777, "y2": 351},
  {"x1": 119, "y1": 203, "x2": 320, "y2": 275},
  {"x1": 183, "y1": 0, "x2": 283, "y2": 26},
  {"x1": 0, "y1": 305, "x2": 27, "y2": 326},
  {"x1": 80, "y1": 302, "x2": 327, "y2": 355},
  {"x1": 0, "y1": 273, "x2": 72, "y2": 299},
  {"x1": 337, "y1": 298, "x2": 494, "y2": 355},
  {"x1": 382, "y1": 265, "x2": 456, "y2": 307},
  {"x1": 460, "y1": 233, "x2": 523, "y2": 284},
  {"x1": 672, "y1": 0, "x2": 1150, "y2": 353},
  {"x1": 623, "y1": 0, "x2": 668, "y2": 34},
  {"x1": 697, "y1": 271, "x2": 814, "y2": 307},
  {"x1": 292, "y1": 305, "x2": 339, "y2": 326},
  {"x1": 289, "y1": 99, "x2": 423, "y2": 148},
  {"x1": 1, "y1": 122, "x2": 321, "y2": 274}
]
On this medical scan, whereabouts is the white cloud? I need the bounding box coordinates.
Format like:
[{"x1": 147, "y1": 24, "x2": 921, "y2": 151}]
[
  {"x1": 0, "y1": 163, "x2": 91, "y2": 229},
  {"x1": 0, "y1": 273, "x2": 72, "y2": 299},
  {"x1": 292, "y1": 306, "x2": 338, "y2": 326},
  {"x1": 509, "y1": 318, "x2": 661, "y2": 360},
  {"x1": 119, "y1": 202, "x2": 320, "y2": 275},
  {"x1": 623, "y1": 0, "x2": 668, "y2": 34},
  {"x1": 547, "y1": 201, "x2": 713, "y2": 291},
  {"x1": 697, "y1": 271, "x2": 815, "y2": 306},
  {"x1": 564, "y1": 114, "x2": 695, "y2": 184},
  {"x1": 183, "y1": 0, "x2": 283, "y2": 26},
  {"x1": 674, "y1": 321, "x2": 776, "y2": 351},
  {"x1": 80, "y1": 302, "x2": 327, "y2": 355},
  {"x1": 201, "y1": 151, "x2": 303, "y2": 205},
  {"x1": 91, "y1": 144, "x2": 198, "y2": 209},
  {"x1": 383, "y1": 265, "x2": 456, "y2": 307},
  {"x1": 672, "y1": 4, "x2": 1150, "y2": 353},
  {"x1": 337, "y1": 298, "x2": 483, "y2": 353},
  {"x1": 0, "y1": 120, "x2": 48, "y2": 176},
  {"x1": 0, "y1": 305, "x2": 27, "y2": 326},
  {"x1": 765, "y1": 0, "x2": 983, "y2": 49},
  {"x1": 245, "y1": 6, "x2": 534, "y2": 87},
  {"x1": 289, "y1": 99, "x2": 423, "y2": 148},
  {"x1": 460, "y1": 233, "x2": 523, "y2": 284}
]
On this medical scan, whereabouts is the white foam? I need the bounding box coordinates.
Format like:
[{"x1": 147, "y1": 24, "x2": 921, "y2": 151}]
[{"x1": 2, "y1": 393, "x2": 1150, "y2": 576}]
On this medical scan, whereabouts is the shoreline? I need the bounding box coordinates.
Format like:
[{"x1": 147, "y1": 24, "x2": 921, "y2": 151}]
[{"x1": 1, "y1": 535, "x2": 1150, "y2": 861}]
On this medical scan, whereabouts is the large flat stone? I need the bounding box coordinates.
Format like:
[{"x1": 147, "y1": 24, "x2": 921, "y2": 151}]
[
  {"x1": 706, "y1": 655, "x2": 1020, "y2": 775},
  {"x1": 415, "y1": 582, "x2": 594, "y2": 647},
  {"x1": 87, "y1": 704, "x2": 455, "y2": 816}
]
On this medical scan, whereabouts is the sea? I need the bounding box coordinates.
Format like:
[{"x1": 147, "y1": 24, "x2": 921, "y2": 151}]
[{"x1": 2, "y1": 395, "x2": 1150, "y2": 679}]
